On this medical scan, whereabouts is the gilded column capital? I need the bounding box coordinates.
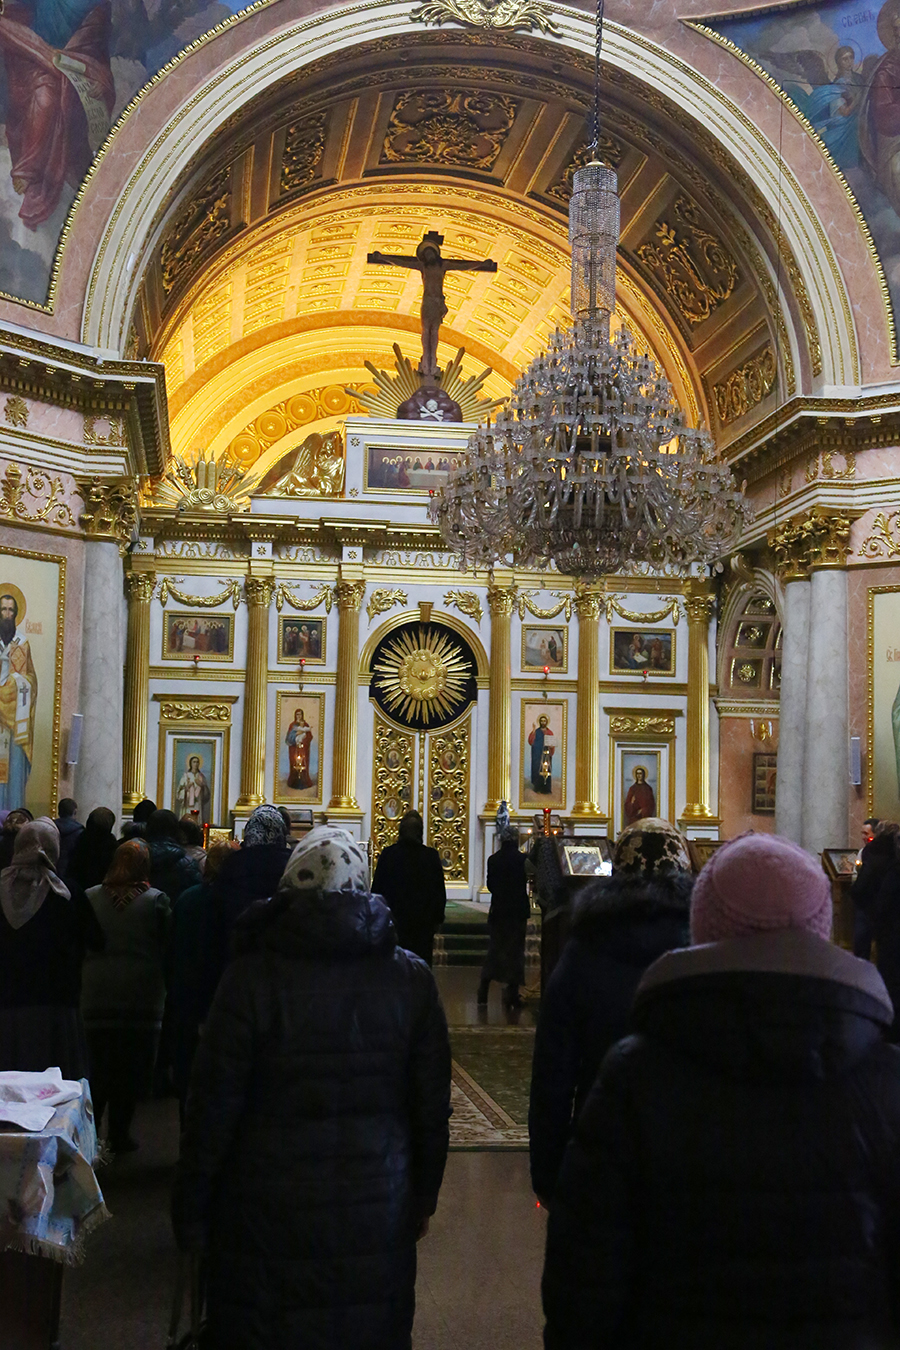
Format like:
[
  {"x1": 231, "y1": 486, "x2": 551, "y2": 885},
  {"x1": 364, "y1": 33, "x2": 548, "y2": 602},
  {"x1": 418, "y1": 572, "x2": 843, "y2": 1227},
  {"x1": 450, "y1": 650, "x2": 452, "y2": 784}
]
[
  {"x1": 573, "y1": 587, "x2": 603, "y2": 622},
  {"x1": 487, "y1": 582, "x2": 517, "y2": 617},
  {"x1": 334, "y1": 579, "x2": 366, "y2": 612},
  {"x1": 124, "y1": 570, "x2": 156, "y2": 604},
  {"x1": 244, "y1": 576, "x2": 275, "y2": 608},
  {"x1": 78, "y1": 476, "x2": 138, "y2": 551},
  {"x1": 805, "y1": 508, "x2": 852, "y2": 570},
  {"x1": 684, "y1": 589, "x2": 716, "y2": 626}
]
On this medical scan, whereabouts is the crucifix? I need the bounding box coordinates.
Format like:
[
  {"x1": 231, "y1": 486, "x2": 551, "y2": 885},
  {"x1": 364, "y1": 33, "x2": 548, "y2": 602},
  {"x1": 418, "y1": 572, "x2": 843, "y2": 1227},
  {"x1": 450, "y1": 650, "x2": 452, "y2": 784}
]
[{"x1": 367, "y1": 230, "x2": 497, "y2": 381}]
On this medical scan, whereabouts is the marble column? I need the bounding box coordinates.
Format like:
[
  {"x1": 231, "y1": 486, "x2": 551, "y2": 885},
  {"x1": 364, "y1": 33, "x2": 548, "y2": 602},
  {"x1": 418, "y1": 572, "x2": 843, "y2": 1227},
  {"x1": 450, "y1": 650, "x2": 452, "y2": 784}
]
[
  {"x1": 801, "y1": 566, "x2": 849, "y2": 853},
  {"x1": 235, "y1": 575, "x2": 274, "y2": 811},
  {"x1": 328, "y1": 576, "x2": 366, "y2": 812},
  {"x1": 680, "y1": 584, "x2": 717, "y2": 823},
  {"x1": 484, "y1": 577, "x2": 516, "y2": 816},
  {"x1": 572, "y1": 587, "x2": 604, "y2": 821},
  {"x1": 122, "y1": 570, "x2": 155, "y2": 811},
  {"x1": 77, "y1": 541, "x2": 125, "y2": 821},
  {"x1": 774, "y1": 578, "x2": 811, "y2": 844}
]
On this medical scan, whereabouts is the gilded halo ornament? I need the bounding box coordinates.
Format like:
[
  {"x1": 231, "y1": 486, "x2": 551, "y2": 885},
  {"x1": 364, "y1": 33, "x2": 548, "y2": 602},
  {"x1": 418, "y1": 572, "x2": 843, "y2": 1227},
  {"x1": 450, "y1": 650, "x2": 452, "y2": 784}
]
[{"x1": 373, "y1": 626, "x2": 472, "y2": 726}]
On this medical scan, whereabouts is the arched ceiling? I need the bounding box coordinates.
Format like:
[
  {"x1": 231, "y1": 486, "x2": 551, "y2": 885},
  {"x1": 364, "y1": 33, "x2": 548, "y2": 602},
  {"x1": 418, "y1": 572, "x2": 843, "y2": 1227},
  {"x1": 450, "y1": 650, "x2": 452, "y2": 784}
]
[{"x1": 135, "y1": 30, "x2": 815, "y2": 469}]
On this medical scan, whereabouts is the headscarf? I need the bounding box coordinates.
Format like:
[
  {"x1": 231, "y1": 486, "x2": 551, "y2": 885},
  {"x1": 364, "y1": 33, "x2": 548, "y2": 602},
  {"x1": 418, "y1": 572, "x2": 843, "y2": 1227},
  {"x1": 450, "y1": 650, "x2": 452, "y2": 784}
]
[
  {"x1": 612, "y1": 817, "x2": 691, "y2": 878},
  {"x1": 279, "y1": 824, "x2": 369, "y2": 897},
  {"x1": 244, "y1": 804, "x2": 288, "y2": 848},
  {"x1": 0, "y1": 817, "x2": 69, "y2": 930},
  {"x1": 103, "y1": 839, "x2": 151, "y2": 910}
]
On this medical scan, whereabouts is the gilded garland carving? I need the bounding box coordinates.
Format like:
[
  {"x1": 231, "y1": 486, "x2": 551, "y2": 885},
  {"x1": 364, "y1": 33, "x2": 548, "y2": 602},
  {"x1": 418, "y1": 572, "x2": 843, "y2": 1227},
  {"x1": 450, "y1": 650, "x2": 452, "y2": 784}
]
[
  {"x1": 367, "y1": 588, "x2": 408, "y2": 621},
  {"x1": 805, "y1": 450, "x2": 856, "y2": 484},
  {"x1": 858, "y1": 511, "x2": 900, "y2": 560},
  {"x1": 124, "y1": 571, "x2": 156, "y2": 604},
  {"x1": 381, "y1": 90, "x2": 518, "y2": 172},
  {"x1": 4, "y1": 396, "x2": 28, "y2": 428},
  {"x1": 410, "y1": 0, "x2": 560, "y2": 35},
  {"x1": 635, "y1": 195, "x2": 738, "y2": 328},
  {"x1": 157, "y1": 700, "x2": 232, "y2": 723},
  {"x1": 280, "y1": 111, "x2": 328, "y2": 195},
  {"x1": 713, "y1": 347, "x2": 776, "y2": 426},
  {"x1": 517, "y1": 591, "x2": 572, "y2": 621},
  {"x1": 609, "y1": 713, "x2": 676, "y2": 737},
  {"x1": 160, "y1": 169, "x2": 232, "y2": 296},
  {"x1": 78, "y1": 477, "x2": 137, "y2": 548},
  {"x1": 158, "y1": 577, "x2": 243, "y2": 609},
  {"x1": 0, "y1": 462, "x2": 77, "y2": 530},
  {"x1": 83, "y1": 415, "x2": 125, "y2": 447},
  {"x1": 275, "y1": 582, "x2": 334, "y2": 614},
  {"x1": 428, "y1": 715, "x2": 470, "y2": 883},
  {"x1": 443, "y1": 590, "x2": 483, "y2": 624},
  {"x1": 368, "y1": 550, "x2": 462, "y2": 569},
  {"x1": 604, "y1": 595, "x2": 682, "y2": 625}
]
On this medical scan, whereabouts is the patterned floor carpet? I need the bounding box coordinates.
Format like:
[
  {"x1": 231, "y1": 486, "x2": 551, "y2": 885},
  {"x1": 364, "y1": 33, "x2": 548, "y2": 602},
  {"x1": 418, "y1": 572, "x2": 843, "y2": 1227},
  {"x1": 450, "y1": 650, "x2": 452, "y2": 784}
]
[{"x1": 449, "y1": 1026, "x2": 535, "y2": 1149}]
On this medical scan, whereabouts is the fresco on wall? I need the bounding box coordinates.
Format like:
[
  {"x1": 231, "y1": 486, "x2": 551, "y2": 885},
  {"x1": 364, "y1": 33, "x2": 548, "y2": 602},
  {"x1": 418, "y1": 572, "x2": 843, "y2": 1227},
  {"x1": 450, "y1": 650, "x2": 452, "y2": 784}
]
[
  {"x1": 705, "y1": 0, "x2": 900, "y2": 342},
  {"x1": 0, "y1": 0, "x2": 257, "y2": 305}
]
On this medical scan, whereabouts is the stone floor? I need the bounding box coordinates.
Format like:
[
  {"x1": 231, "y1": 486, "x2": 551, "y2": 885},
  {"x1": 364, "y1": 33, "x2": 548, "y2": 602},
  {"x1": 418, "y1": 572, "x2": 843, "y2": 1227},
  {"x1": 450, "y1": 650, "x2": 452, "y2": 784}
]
[{"x1": 57, "y1": 966, "x2": 547, "y2": 1349}]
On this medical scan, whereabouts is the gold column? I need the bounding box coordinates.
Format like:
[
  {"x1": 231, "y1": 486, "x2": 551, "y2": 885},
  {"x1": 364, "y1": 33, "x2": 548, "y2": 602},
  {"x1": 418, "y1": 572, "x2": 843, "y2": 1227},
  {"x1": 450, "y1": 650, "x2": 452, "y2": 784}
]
[
  {"x1": 235, "y1": 576, "x2": 274, "y2": 810},
  {"x1": 572, "y1": 587, "x2": 605, "y2": 818},
  {"x1": 484, "y1": 576, "x2": 517, "y2": 815},
  {"x1": 680, "y1": 582, "x2": 717, "y2": 822},
  {"x1": 122, "y1": 570, "x2": 155, "y2": 811},
  {"x1": 329, "y1": 576, "x2": 366, "y2": 811}
]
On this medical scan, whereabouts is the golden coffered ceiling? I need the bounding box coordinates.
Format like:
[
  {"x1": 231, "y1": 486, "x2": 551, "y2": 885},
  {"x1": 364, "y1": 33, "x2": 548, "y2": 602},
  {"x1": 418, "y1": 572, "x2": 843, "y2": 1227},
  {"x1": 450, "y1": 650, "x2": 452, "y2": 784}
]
[{"x1": 137, "y1": 30, "x2": 813, "y2": 467}]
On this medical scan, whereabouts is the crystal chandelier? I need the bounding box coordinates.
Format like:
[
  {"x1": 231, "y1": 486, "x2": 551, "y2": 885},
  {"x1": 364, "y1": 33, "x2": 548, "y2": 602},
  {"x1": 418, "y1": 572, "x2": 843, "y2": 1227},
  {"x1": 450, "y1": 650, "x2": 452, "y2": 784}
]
[{"x1": 429, "y1": 4, "x2": 753, "y2": 580}]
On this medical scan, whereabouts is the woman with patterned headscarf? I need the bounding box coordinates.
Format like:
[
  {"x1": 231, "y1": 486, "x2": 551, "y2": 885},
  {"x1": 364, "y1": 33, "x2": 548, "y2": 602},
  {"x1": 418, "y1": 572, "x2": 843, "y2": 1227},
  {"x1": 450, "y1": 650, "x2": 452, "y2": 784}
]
[
  {"x1": 173, "y1": 824, "x2": 451, "y2": 1350},
  {"x1": 0, "y1": 817, "x2": 103, "y2": 1079},
  {"x1": 529, "y1": 817, "x2": 692, "y2": 1205},
  {"x1": 81, "y1": 840, "x2": 171, "y2": 1153}
]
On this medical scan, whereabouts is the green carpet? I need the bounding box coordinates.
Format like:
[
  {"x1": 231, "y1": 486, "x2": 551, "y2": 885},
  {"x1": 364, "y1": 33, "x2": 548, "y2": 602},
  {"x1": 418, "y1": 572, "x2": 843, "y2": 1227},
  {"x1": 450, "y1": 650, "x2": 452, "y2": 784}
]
[{"x1": 448, "y1": 1026, "x2": 535, "y2": 1148}]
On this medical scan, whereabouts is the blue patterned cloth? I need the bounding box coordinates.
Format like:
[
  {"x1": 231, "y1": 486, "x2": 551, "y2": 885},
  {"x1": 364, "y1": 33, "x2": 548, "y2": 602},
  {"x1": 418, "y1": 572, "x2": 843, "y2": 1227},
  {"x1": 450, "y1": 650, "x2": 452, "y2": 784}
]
[{"x1": 0, "y1": 1079, "x2": 108, "y2": 1263}]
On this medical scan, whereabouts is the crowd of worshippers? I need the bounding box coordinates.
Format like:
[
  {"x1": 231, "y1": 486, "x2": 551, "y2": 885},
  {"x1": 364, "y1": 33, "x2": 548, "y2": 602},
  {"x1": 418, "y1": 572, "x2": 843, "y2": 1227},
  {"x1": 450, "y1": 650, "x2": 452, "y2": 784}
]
[{"x1": 3, "y1": 800, "x2": 900, "y2": 1347}]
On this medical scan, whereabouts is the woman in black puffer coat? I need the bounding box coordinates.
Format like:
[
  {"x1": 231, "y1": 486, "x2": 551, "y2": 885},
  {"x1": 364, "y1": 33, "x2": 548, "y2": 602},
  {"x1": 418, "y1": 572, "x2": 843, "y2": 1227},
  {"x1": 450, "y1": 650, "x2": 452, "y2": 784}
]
[
  {"x1": 172, "y1": 825, "x2": 451, "y2": 1350},
  {"x1": 543, "y1": 832, "x2": 900, "y2": 1350},
  {"x1": 529, "y1": 817, "x2": 692, "y2": 1203}
]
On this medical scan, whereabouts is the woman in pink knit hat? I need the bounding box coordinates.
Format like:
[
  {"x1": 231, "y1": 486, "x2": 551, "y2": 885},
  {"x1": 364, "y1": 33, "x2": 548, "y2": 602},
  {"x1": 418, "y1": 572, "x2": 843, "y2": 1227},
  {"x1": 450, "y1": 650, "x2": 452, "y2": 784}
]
[{"x1": 542, "y1": 831, "x2": 900, "y2": 1350}]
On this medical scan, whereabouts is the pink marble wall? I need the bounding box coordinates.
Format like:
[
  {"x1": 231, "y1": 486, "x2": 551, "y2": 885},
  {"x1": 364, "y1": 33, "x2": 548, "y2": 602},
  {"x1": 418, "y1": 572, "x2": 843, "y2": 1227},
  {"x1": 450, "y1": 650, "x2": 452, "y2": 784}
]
[{"x1": 718, "y1": 713, "x2": 778, "y2": 840}]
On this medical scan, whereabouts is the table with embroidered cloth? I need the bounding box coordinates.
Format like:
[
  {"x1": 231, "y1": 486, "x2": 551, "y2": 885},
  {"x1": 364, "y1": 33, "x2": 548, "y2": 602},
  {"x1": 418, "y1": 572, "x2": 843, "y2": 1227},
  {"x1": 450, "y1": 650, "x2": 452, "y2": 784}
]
[{"x1": 0, "y1": 1078, "x2": 109, "y2": 1349}]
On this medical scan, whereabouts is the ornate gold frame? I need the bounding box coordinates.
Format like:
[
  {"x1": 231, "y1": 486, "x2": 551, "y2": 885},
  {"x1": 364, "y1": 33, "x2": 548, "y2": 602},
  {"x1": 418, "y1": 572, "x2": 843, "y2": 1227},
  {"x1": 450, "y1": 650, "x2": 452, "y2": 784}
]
[
  {"x1": 273, "y1": 689, "x2": 325, "y2": 805},
  {"x1": 609, "y1": 626, "x2": 676, "y2": 678},
  {"x1": 607, "y1": 709, "x2": 678, "y2": 831},
  {"x1": 865, "y1": 583, "x2": 900, "y2": 818},
  {"x1": 156, "y1": 718, "x2": 232, "y2": 825},
  {"x1": 359, "y1": 609, "x2": 489, "y2": 681},
  {"x1": 519, "y1": 697, "x2": 567, "y2": 811},
  {"x1": 277, "y1": 614, "x2": 326, "y2": 665},
  {"x1": 161, "y1": 610, "x2": 235, "y2": 662},
  {"x1": 521, "y1": 623, "x2": 568, "y2": 674},
  {"x1": 0, "y1": 544, "x2": 65, "y2": 816},
  {"x1": 364, "y1": 446, "x2": 466, "y2": 495}
]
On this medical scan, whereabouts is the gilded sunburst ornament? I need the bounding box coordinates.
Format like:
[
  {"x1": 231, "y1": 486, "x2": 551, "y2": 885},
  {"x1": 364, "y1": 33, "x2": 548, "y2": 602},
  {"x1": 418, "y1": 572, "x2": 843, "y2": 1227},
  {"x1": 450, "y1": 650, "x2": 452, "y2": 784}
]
[{"x1": 373, "y1": 627, "x2": 471, "y2": 725}]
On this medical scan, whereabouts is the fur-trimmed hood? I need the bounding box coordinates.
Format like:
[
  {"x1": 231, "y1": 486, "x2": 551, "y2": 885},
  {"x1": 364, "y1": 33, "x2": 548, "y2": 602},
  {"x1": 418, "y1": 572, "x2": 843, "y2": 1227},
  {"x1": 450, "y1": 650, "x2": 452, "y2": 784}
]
[{"x1": 569, "y1": 870, "x2": 694, "y2": 939}]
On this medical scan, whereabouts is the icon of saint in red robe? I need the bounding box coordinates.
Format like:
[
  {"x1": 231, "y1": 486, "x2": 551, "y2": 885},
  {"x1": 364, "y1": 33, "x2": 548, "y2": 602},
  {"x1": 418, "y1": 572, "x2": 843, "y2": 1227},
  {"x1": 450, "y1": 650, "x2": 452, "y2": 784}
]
[{"x1": 624, "y1": 765, "x2": 656, "y2": 825}]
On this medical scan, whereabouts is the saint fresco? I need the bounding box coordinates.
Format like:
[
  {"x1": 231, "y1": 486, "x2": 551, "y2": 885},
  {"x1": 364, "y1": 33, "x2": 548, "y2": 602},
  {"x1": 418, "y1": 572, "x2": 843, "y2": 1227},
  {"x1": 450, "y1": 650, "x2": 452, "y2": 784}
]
[
  {"x1": 706, "y1": 0, "x2": 900, "y2": 341},
  {"x1": 0, "y1": 0, "x2": 256, "y2": 304}
]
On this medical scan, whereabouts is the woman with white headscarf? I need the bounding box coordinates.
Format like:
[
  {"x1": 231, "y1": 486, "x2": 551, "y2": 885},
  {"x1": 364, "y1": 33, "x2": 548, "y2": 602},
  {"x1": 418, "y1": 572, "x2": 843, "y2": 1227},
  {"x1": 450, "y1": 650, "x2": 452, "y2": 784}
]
[
  {"x1": 0, "y1": 817, "x2": 103, "y2": 1079},
  {"x1": 173, "y1": 824, "x2": 451, "y2": 1350}
]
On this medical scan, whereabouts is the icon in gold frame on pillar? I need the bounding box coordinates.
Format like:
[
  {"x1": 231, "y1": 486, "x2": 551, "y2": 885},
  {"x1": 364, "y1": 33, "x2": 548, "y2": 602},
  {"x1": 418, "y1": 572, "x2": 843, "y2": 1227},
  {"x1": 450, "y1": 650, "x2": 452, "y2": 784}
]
[
  {"x1": 522, "y1": 625, "x2": 567, "y2": 672},
  {"x1": 274, "y1": 692, "x2": 324, "y2": 804},
  {"x1": 162, "y1": 611, "x2": 234, "y2": 661},
  {"x1": 278, "y1": 616, "x2": 325, "y2": 664},
  {"x1": 610, "y1": 628, "x2": 675, "y2": 676},
  {"x1": 519, "y1": 700, "x2": 567, "y2": 809}
]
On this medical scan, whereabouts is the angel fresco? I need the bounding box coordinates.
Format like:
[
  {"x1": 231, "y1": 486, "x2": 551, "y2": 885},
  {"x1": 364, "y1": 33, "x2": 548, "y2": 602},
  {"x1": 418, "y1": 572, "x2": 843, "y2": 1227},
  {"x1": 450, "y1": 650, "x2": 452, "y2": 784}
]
[{"x1": 709, "y1": 0, "x2": 900, "y2": 347}]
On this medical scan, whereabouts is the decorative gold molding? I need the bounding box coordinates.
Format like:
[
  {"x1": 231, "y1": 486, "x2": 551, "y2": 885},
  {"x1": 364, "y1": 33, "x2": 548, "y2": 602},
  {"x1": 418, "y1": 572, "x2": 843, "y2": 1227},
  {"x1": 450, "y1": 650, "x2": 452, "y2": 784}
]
[
  {"x1": 634, "y1": 195, "x2": 738, "y2": 329},
  {"x1": 604, "y1": 594, "x2": 681, "y2": 625},
  {"x1": 858, "y1": 511, "x2": 900, "y2": 561},
  {"x1": 124, "y1": 571, "x2": 156, "y2": 604},
  {"x1": 410, "y1": 0, "x2": 560, "y2": 35},
  {"x1": 334, "y1": 578, "x2": 367, "y2": 612},
  {"x1": 235, "y1": 574, "x2": 274, "y2": 810},
  {"x1": 281, "y1": 110, "x2": 329, "y2": 195},
  {"x1": 381, "y1": 89, "x2": 518, "y2": 172},
  {"x1": 367, "y1": 587, "x2": 408, "y2": 621},
  {"x1": 4, "y1": 396, "x2": 28, "y2": 428},
  {"x1": 0, "y1": 462, "x2": 77, "y2": 530},
  {"x1": 77, "y1": 476, "x2": 137, "y2": 549},
  {"x1": 770, "y1": 508, "x2": 852, "y2": 576},
  {"x1": 608, "y1": 712, "x2": 677, "y2": 737},
  {"x1": 147, "y1": 454, "x2": 255, "y2": 514},
  {"x1": 160, "y1": 168, "x2": 232, "y2": 297},
  {"x1": 275, "y1": 581, "x2": 334, "y2": 613},
  {"x1": 244, "y1": 576, "x2": 275, "y2": 608},
  {"x1": 159, "y1": 577, "x2": 243, "y2": 608},
  {"x1": 156, "y1": 699, "x2": 235, "y2": 722},
  {"x1": 226, "y1": 389, "x2": 365, "y2": 468},
  {"x1": 371, "y1": 712, "x2": 415, "y2": 861},
  {"x1": 83, "y1": 415, "x2": 126, "y2": 447},
  {"x1": 428, "y1": 712, "x2": 471, "y2": 882},
  {"x1": 713, "y1": 346, "x2": 776, "y2": 426},
  {"x1": 517, "y1": 590, "x2": 572, "y2": 621},
  {"x1": 443, "y1": 589, "x2": 483, "y2": 624}
]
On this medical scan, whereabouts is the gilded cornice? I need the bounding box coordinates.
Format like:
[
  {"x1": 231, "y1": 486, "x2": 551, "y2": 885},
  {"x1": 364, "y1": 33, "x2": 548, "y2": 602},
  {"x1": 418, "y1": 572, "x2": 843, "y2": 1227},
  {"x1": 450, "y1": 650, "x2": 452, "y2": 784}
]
[{"x1": 727, "y1": 394, "x2": 900, "y2": 484}]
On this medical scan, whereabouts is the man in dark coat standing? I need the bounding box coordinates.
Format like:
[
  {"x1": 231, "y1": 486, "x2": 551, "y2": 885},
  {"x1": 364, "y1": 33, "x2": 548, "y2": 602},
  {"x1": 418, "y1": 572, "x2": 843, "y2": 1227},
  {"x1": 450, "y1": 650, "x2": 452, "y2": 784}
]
[
  {"x1": 373, "y1": 809, "x2": 446, "y2": 965},
  {"x1": 543, "y1": 832, "x2": 900, "y2": 1350},
  {"x1": 478, "y1": 825, "x2": 531, "y2": 1008},
  {"x1": 173, "y1": 825, "x2": 451, "y2": 1350}
]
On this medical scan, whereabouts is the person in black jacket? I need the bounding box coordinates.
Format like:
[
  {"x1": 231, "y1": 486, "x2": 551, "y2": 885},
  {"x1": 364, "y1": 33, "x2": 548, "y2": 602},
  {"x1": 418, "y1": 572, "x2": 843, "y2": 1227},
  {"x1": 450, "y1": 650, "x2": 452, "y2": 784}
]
[
  {"x1": 529, "y1": 817, "x2": 692, "y2": 1203},
  {"x1": 852, "y1": 822, "x2": 900, "y2": 1040},
  {"x1": 0, "y1": 817, "x2": 104, "y2": 1079},
  {"x1": 172, "y1": 824, "x2": 451, "y2": 1350},
  {"x1": 372, "y1": 809, "x2": 447, "y2": 965},
  {"x1": 543, "y1": 831, "x2": 900, "y2": 1350},
  {"x1": 144, "y1": 809, "x2": 202, "y2": 902},
  {"x1": 66, "y1": 806, "x2": 119, "y2": 890},
  {"x1": 478, "y1": 825, "x2": 531, "y2": 1008}
]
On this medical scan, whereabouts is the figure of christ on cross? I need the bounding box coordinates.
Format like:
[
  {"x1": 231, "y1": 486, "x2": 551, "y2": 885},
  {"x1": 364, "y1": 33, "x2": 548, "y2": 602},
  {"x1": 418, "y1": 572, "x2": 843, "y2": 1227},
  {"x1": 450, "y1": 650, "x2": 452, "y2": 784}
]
[{"x1": 367, "y1": 230, "x2": 497, "y2": 380}]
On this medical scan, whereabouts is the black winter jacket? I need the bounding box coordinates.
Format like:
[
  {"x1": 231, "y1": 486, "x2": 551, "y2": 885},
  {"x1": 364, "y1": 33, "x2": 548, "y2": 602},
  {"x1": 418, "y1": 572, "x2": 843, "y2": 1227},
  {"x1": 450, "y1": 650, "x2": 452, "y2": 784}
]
[
  {"x1": 487, "y1": 841, "x2": 530, "y2": 926},
  {"x1": 172, "y1": 887, "x2": 451, "y2": 1350},
  {"x1": 529, "y1": 871, "x2": 691, "y2": 1200},
  {"x1": 372, "y1": 839, "x2": 447, "y2": 962},
  {"x1": 543, "y1": 930, "x2": 900, "y2": 1350}
]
